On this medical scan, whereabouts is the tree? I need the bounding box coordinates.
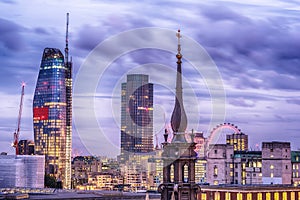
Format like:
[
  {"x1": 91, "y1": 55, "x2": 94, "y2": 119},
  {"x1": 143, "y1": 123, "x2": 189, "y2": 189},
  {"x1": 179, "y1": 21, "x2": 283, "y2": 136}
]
[{"x1": 44, "y1": 174, "x2": 57, "y2": 188}]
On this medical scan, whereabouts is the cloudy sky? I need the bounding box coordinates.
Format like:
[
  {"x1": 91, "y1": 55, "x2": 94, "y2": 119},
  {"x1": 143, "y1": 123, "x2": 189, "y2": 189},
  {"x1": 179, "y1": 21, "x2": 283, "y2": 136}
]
[{"x1": 0, "y1": 0, "x2": 299, "y2": 157}]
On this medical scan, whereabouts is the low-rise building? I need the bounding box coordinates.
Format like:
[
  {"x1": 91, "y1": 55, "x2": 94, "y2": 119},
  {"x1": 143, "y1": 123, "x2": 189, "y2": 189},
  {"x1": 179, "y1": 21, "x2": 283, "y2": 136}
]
[
  {"x1": 206, "y1": 141, "x2": 292, "y2": 186},
  {"x1": 71, "y1": 156, "x2": 102, "y2": 188},
  {"x1": 206, "y1": 144, "x2": 234, "y2": 185},
  {"x1": 262, "y1": 142, "x2": 291, "y2": 184},
  {"x1": 0, "y1": 155, "x2": 45, "y2": 188},
  {"x1": 87, "y1": 172, "x2": 123, "y2": 190},
  {"x1": 198, "y1": 184, "x2": 300, "y2": 200},
  {"x1": 291, "y1": 151, "x2": 300, "y2": 185}
]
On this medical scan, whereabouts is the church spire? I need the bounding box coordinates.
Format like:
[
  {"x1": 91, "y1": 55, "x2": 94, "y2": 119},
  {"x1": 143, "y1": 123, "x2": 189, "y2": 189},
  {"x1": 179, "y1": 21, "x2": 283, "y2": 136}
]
[{"x1": 170, "y1": 30, "x2": 188, "y2": 142}]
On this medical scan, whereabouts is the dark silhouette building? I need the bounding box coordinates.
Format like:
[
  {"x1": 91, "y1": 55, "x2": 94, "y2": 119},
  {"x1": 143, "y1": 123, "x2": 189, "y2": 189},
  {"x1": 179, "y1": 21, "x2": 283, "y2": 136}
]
[
  {"x1": 119, "y1": 74, "x2": 153, "y2": 162},
  {"x1": 158, "y1": 30, "x2": 198, "y2": 200},
  {"x1": 18, "y1": 140, "x2": 34, "y2": 155}
]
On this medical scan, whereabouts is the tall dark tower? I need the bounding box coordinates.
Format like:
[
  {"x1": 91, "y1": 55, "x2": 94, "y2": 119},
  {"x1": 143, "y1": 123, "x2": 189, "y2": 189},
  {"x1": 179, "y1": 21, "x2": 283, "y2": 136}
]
[
  {"x1": 120, "y1": 74, "x2": 154, "y2": 162},
  {"x1": 158, "y1": 30, "x2": 198, "y2": 200}
]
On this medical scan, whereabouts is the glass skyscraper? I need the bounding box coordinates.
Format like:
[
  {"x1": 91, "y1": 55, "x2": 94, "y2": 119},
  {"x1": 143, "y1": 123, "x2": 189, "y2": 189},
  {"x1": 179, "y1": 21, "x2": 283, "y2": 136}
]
[
  {"x1": 120, "y1": 74, "x2": 154, "y2": 162},
  {"x1": 33, "y1": 48, "x2": 72, "y2": 188}
]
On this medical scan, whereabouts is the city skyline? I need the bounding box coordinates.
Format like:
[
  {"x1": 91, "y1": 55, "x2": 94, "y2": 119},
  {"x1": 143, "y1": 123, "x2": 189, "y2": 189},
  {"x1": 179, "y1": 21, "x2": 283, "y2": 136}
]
[{"x1": 0, "y1": 0, "x2": 299, "y2": 157}]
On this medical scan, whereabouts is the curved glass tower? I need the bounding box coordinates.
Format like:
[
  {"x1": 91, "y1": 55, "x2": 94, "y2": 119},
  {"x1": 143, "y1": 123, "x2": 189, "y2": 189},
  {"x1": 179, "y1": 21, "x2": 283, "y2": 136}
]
[{"x1": 33, "y1": 48, "x2": 71, "y2": 188}]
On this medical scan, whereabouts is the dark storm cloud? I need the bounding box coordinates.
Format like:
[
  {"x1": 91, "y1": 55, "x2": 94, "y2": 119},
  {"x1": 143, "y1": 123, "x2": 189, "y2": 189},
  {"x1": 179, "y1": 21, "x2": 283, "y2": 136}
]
[
  {"x1": 0, "y1": 18, "x2": 25, "y2": 51},
  {"x1": 195, "y1": 6, "x2": 300, "y2": 91}
]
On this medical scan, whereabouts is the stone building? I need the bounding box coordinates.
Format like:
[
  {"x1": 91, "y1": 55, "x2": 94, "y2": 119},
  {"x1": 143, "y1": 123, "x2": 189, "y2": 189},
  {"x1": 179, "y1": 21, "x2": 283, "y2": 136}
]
[
  {"x1": 291, "y1": 151, "x2": 300, "y2": 185},
  {"x1": 206, "y1": 144, "x2": 234, "y2": 185},
  {"x1": 262, "y1": 141, "x2": 292, "y2": 184},
  {"x1": 206, "y1": 141, "x2": 293, "y2": 186},
  {"x1": 233, "y1": 151, "x2": 262, "y2": 185}
]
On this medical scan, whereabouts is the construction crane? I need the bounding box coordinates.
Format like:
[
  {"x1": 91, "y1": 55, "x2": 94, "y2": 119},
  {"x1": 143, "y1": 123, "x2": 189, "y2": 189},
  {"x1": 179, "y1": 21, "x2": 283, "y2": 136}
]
[{"x1": 13, "y1": 83, "x2": 25, "y2": 155}]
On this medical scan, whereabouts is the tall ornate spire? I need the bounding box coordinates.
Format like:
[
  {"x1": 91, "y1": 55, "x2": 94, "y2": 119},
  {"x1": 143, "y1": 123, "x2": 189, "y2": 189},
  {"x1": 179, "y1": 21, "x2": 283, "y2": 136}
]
[{"x1": 170, "y1": 30, "x2": 188, "y2": 142}]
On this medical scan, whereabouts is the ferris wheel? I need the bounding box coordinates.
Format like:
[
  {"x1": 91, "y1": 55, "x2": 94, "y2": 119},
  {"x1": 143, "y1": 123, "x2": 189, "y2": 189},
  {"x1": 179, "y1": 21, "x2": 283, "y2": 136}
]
[{"x1": 205, "y1": 122, "x2": 241, "y2": 153}]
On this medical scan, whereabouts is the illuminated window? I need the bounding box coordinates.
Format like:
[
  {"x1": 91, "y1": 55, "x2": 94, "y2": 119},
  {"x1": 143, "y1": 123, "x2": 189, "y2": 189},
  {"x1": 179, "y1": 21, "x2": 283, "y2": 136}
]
[
  {"x1": 282, "y1": 192, "x2": 287, "y2": 200},
  {"x1": 266, "y1": 192, "x2": 271, "y2": 200},
  {"x1": 257, "y1": 162, "x2": 262, "y2": 167},
  {"x1": 290, "y1": 192, "x2": 295, "y2": 200},
  {"x1": 215, "y1": 192, "x2": 220, "y2": 200},
  {"x1": 170, "y1": 165, "x2": 174, "y2": 182},
  {"x1": 214, "y1": 165, "x2": 218, "y2": 176},
  {"x1": 237, "y1": 193, "x2": 243, "y2": 200},
  {"x1": 201, "y1": 193, "x2": 206, "y2": 200},
  {"x1": 247, "y1": 193, "x2": 252, "y2": 200},
  {"x1": 213, "y1": 180, "x2": 218, "y2": 185},
  {"x1": 225, "y1": 192, "x2": 231, "y2": 200},
  {"x1": 270, "y1": 165, "x2": 274, "y2": 169},
  {"x1": 274, "y1": 192, "x2": 279, "y2": 200},
  {"x1": 270, "y1": 173, "x2": 273, "y2": 178},
  {"x1": 257, "y1": 193, "x2": 262, "y2": 200},
  {"x1": 183, "y1": 164, "x2": 189, "y2": 183}
]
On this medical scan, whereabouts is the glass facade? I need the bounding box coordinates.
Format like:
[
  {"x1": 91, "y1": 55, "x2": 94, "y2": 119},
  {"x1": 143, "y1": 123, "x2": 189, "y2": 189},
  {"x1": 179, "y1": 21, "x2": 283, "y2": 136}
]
[
  {"x1": 120, "y1": 74, "x2": 153, "y2": 162},
  {"x1": 0, "y1": 155, "x2": 45, "y2": 188},
  {"x1": 33, "y1": 48, "x2": 72, "y2": 188}
]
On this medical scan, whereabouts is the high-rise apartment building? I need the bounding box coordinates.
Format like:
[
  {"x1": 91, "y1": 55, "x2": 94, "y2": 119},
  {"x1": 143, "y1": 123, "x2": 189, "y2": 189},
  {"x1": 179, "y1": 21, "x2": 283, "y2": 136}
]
[
  {"x1": 33, "y1": 47, "x2": 72, "y2": 188},
  {"x1": 120, "y1": 74, "x2": 153, "y2": 162}
]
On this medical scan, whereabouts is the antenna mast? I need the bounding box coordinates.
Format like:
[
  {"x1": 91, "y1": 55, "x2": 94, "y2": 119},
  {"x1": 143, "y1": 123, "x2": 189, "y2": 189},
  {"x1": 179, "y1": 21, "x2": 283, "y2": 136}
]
[{"x1": 65, "y1": 13, "x2": 69, "y2": 63}]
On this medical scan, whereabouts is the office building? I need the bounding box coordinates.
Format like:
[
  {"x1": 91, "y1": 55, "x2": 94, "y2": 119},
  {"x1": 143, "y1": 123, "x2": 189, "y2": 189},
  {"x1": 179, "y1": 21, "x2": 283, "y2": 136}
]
[
  {"x1": 226, "y1": 132, "x2": 248, "y2": 151},
  {"x1": 0, "y1": 155, "x2": 45, "y2": 188},
  {"x1": 120, "y1": 74, "x2": 153, "y2": 162},
  {"x1": 33, "y1": 47, "x2": 72, "y2": 188}
]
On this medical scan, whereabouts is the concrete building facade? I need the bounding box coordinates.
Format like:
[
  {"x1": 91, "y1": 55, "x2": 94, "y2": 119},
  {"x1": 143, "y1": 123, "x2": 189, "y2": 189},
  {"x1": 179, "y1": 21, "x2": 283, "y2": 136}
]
[{"x1": 262, "y1": 142, "x2": 292, "y2": 184}]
